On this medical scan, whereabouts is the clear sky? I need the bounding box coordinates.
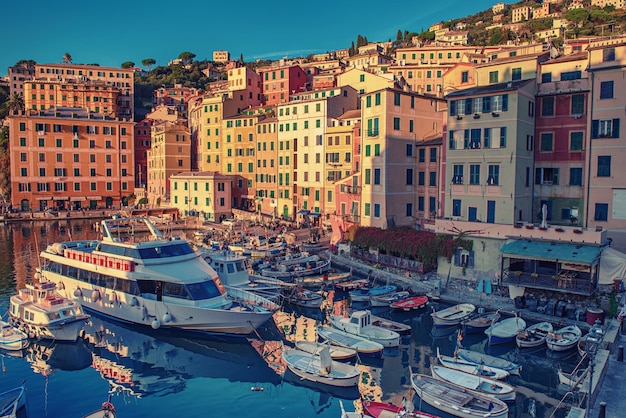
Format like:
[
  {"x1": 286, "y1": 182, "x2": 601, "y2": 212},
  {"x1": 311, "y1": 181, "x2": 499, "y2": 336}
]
[{"x1": 1, "y1": 0, "x2": 498, "y2": 76}]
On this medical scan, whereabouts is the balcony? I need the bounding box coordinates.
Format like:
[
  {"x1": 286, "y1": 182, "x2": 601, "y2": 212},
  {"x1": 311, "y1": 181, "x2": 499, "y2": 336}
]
[
  {"x1": 340, "y1": 184, "x2": 361, "y2": 195},
  {"x1": 537, "y1": 78, "x2": 589, "y2": 96},
  {"x1": 502, "y1": 268, "x2": 594, "y2": 296}
]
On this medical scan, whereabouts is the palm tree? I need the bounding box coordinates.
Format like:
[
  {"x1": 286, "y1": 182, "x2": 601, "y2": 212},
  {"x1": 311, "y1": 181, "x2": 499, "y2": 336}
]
[
  {"x1": 63, "y1": 53, "x2": 73, "y2": 64},
  {"x1": 7, "y1": 93, "x2": 24, "y2": 115}
]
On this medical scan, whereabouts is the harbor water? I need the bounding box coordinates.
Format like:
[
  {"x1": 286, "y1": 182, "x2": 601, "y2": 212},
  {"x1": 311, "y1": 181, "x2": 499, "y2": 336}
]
[{"x1": 0, "y1": 219, "x2": 581, "y2": 417}]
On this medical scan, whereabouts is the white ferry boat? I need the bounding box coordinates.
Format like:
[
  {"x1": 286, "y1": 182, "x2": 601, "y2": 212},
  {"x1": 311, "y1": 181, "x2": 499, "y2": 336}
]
[{"x1": 38, "y1": 217, "x2": 279, "y2": 336}]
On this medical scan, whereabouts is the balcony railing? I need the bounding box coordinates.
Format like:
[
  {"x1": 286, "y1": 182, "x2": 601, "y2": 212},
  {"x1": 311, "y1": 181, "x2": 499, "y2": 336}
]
[
  {"x1": 502, "y1": 269, "x2": 594, "y2": 295},
  {"x1": 340, "y1": 184, "x2": 361, "y2": 195}
]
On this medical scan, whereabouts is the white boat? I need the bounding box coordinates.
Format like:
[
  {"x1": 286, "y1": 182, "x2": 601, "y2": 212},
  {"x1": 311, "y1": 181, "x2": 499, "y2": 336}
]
[
  {"x1": 269, "y1": 251, "x2": 319, "y2": 268},
  {"x1": 461, "y1": 311, "x2": 499, "y2": 334},
  {"x1": 484, "y1": 315, "x2": 526, "y2": 345},
  {"x1": 329, "y1": 310, "x2": 400, "y2": 347},
  {"x1": 339, "y1": 400, "x2": 374, "y2": 418},
  {"x1": 334, "y1": 278, "x2": 369, "y2": 292},
  {"x1": 0, "y1": 386, "x2": 26, "y2": 418},
  {"x1": 370, "y1": 291, "x2": 410, "y2": 307},
  {"x1": 9, "y1": 279, "x2": 89, "y2": 342},
  {"x1": 261, "y1": 259, "x2": 331, "y2": 280},
  {"x1": 430, "y1": 364, "x2": 516, "y2": 402},
  {"x1": 316, "y1": 325, "x2": 384, "y2": 356},
  {"x1": 0, "y1": 320, "x2": 29, "y2": 351},
  {"x1": 410, "y1": 372, "x2": 509, "y2": 418},
  {"x1": 349, "y1": 285, "x2": 397, "y2": 303},
  {"x1": 282, "y1": 346, "x2": 361, "y2": 387},
  {"x1": 369, "y1": 314, "x2": 412, "y2": 335},
  {"x1": 455, "y1": 348, "x2": 521, "y2": 375},
  {"x1": 295, "y1": 340, "x2": 357, "y2": 360},
  {"x1": 295, "y1": 272, "x2": 352, "y2": 289},
  {"x1": 546, "y1": 325, "x2": 582, "y2": 352},
  {"x1": 284, "y1": 288, "x2": 324, "y2": 308},
  {"x1": 558, "y1": 366, "x2": 588, "y2": 388},
  {"x1": 436, "y1": 348, "x2": 509, "y2": 380},
  {"x1": 430, "y1": 303, "x2": 475, "y2": 327},
  {"x1": 83, "y1": 399, "x2": 116, "y2": 418},
  {"x1": 516, "y1": 321, "x2": 553, "y2": 348},
  {"x1": 38, "y1": 216, "x2": 278, "y2": 335}
]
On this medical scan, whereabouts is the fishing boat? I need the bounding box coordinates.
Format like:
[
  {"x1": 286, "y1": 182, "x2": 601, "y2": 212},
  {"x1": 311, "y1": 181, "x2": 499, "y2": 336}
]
[
  {"x1": 282, "y1": 345, "x2": 361, "y2": 387},
  {"x1": 390, "y1": 295, "x2": 429, "y2": 311},
  {"x1": 340, "y1": 400, "x2": 374, "y2": 418},
  {"x1": 295, "y1": 340, "x2": 357, "y2": 360},
  {"x1": 268, "y1": 251, "x2": 319, "y2": 268},
  {"x1": 410, "y1": 372, "x2": 509, "y2": 418},
  {"x1": 546, "y1": 325, "x2": 582, "y2": 352},
  {"x1": 316, "y1": 325, "x2": 384, "y2": 356},
  {"x1": 0, "y1": 319, "x2": 29, "y2": 351},
  {"x1": 455, "y1": 348, "x2": 521, "y2": 375},
  {"x1": 370, "y1": 291, "x2": 410, "y2": 307},
  {"x1": 430, "y1": 303, "x2": 475, "y2": 327},
  {"x1": 301, "y1": 240, "x2": 327, "y2": 254},
  {"x1": 362, "y1": 400, "x2": 440, "y2": 418},
  {"x1": 436, "y1": 348, "x2": 510, "y2": 380},
  {"x1": 484, "y1": 314, "x2": 526, "y2": 345},
  {"x1": 334, "y1": 278, "x2": 369, "y2": 292},
  {"x1": 9, "y1": 279, "x2": 90, "y2": 342},
  {"x1": 83, "y1": 399, "x2": 116, "y2": 418},
  {"x1": 0, "y1": 386, "x2": 27, "y2": 418},
  {"x1": 295, "y1": 271, "x2": 352, "y2": 289},
  {"x1": 370, "y1": 314, "x2": 412, "y2": 335},
  {"x1": 430, "y1": 364, "x2": 516, "y2": 402},
  {"x1": 260, "y1": 259, "x2": 331, "y2": 280},
  {"x1": 37, "y1": 216, "x2": 279, "y2": 336},
  {"x1": 349, "y1": 285, "x2": 397, "y2": 303},
  {"x1": 461, "y1": 311, "x2": 499, "y2": 334},
  {"x1": 329, "y1": 310, "x2": 400, "y2": 347},
  {"x1": 516, "y1": 321, "x2": 553, "y2": 348},
  {"x1": 284, "y1": 288, "x2": 324, "y2": 308}
]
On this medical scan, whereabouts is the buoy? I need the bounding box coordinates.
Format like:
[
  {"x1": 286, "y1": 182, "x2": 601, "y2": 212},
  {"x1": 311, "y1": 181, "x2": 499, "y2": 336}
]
[
  {"x1": 92, "y1": 290, "x2": 100, "y2": 301},
  {"x1": 162, "y1": 312, "x2": 171, "y2": 323},
  {"x1": 58, "y1": 282, "x2": 65, "y2": 290},
  {"x1": 151, "y1": 320, "x2": 161, "y2": 329},
  {"x1": 74, "y1": 288, "x2": 83, "y2": 297}
]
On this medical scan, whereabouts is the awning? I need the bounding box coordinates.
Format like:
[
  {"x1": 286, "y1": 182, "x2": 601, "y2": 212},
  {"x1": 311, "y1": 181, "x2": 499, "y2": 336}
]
[
  {"x1": 35, "y1": 197, "x2": 49, "y2": 201},
  {"x1": 70, "y1": 197, "x2": 86, "y2": 201},
  {"x1": 309, "y1": 213, "x2": 321, "y2": 218},
  {"x1": 53, "y1": 196, "x2": 67, "y2": 201},
  {"x1": 297, "y1": 210, "x2": 310, "y2": 215},
  {"x1": 500, "y1": 239, "x2": 602, "y2": 264},
  {"x1": 87, "y1": 196, "x2": 102, "y2": 200}
]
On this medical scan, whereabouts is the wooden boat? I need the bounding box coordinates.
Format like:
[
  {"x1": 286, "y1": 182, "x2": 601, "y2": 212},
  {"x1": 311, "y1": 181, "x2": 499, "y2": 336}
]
[
  {"x1": 558, "y1": 366, "x2": 588, "y2": 388},
  {"x1": 340, "y1": 400, "x2": 374, "y2": 418},
  {"x1": 83, "y1": 400, "x2": 116, "y2": 418},
  {"x1": 362, "y1": 400, "x2": 440, "y2": 418},
  {"x1": 461, "y1": 311, "x2": 499, "y2": 334},
  {"x1": 0, "y1": 386, "x2": 26, "y2": 418},
  {"x1": 410, "y1": 372, "x2": 509, "y2": 418},
  {"x1": 430, "y1": 303, "x2": 475, "y2": 327},
  {"x1": 484, "y1": 315, "x2": 526, "y2": 345},
  {"x1": 301, "y1": 240, "x2": 327, "y2": 254},
  {"x1": 430, "y1": 364, "x2": 516, "y2": 402},
  {"x1": 282, "y1": 346, "x2": 361, "y2": 387},
  {"x1": 370, "y1": 314, "x2": 412, "y2": 335},
  {"x1": 334, "y1": 278, "x2": 369, "y2": 291},
  {"x1": 0, "y1": 320, "x2": 29, "y2": 351},
  {"x1": 390, "y1": 295, "x2": 429, "y2": 311},
  {"x1": 516, "y1": 321, "x2": 553, "y2": 348},
  {"x1": 436, "y1": 348, "x2": 509, "y2": 380},
  {"x1": 316, "y1": 325, "x2": 384, "y2": 356},
  {"x1": 370, "y1": 291, "x2": 410, "y2": 307},
  {"x1": 455, "y1": 348, "x2": 521, "y2": 376},
  {"x1": 295, "y1": 272, "x2": 352, "y2": 289},
  {"x1": 295, "y1": 340, "x2": 357, "y2": 360},
  {"x1": 546, "y1": 325, "x2": 582, "y2": 352},
  {"x1": 284, "y1": 288, "x2": 324, "y2": 308},
  {"x1": 349, "y1": 285, "x2": 397, "y2": 303},
  {"x1": 329, "y1": 310, "x2": 400, "y2": 347}
]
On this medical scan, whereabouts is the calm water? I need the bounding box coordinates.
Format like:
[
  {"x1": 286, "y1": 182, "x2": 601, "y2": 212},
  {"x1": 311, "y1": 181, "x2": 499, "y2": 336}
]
[{"x1": 0, "y1": 219, "x2": 577, "y2": 418}]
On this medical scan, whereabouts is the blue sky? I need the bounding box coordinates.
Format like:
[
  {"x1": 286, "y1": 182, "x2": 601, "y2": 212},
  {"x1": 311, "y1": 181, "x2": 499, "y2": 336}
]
[{"x1": 1, "y1": 0, "x2": 498, "y2": 76}]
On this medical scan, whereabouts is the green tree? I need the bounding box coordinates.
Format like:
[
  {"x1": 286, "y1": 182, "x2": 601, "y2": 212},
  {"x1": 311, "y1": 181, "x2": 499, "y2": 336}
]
[
  {"x1": 396, "y1": 30, "x2": 403, "y2": 43},
  {"x1": 142, "y1": 58, "x2": 156, "y2": 70},
  {"x1": 63, "y1": 52, "x2": 73, "y2": 64},
  {"x1": 178, "y1": 52, "x2": 196, "y2": 65},
  {"x1": 121, "y1": 61, "x2": 135, "y2": 69},
  {"x1": 7, "y1": 93, "x2": 24, "y2": 115},
  {"x1": 563, "y1": 8, "x2": 590, "y2": 24}
]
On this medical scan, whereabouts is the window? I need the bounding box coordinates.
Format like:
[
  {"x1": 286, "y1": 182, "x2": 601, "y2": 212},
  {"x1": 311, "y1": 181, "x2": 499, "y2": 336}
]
[
  {"x1": 429, "y1": 197, "x2": 436, "y2": 214},
  {"x1": 500, "y1": 127, "x2": 507, "y2": 148},
  {"x1": 374, "y1": 204, "x2": 380, "y2": 218},
  {"x1": 541, "y1": 97, "x2": 554, "y2": 116},
  {"x1": 394, "y1": 93, "x2": 401, "y2": 106},
  {"x1": 484, "y1": 128, "x2": 491, "y2": 148},
  {"x1": 487, "y1": 165, "x2": 500, "y2": 185},
  {"x1": 489, "y1": 71, "x2": 498, "y2": 83},
  {"x1": 452, "y1": 199, "x2": 461, "y2": 216},
  {"x1": 364, "y1": 203, "x2": 370, "y2": 217},
  {"x1": 540, "y1": 133, "x2": 553, "y2": 152},
  {"x1": 592, "y1": 119, "x2": 620, "y2": 138},
  {"x1": 512, "y1": 67, "x2": 521, "y2": 81},
  {"x1": 535, "y1": 167, "x2": 559, "y2": 185},
  {"x1": 595, "y1": 203, "x2": 609, "y2": 221},
  {"x1": 374, "y1": 169, "x2": 381, "y2": 185},
  {"x1": 418, "y1": 197, "x2": 424, "y2": 212},
  {"x1": 597, "y1": 156, "x2": 611, "y2": 177},
  {"x1": 561, "y1": 71, "x2": 582, "y2": 81},
  {"x1": 393, "y1": 117, "x2": 400, "y2": 130},
  {"x1": 406, "y1": 203, "x2": 413, "y2": 217},
  {"x1": 570, "y1": 132, "x2": 583, "y2": 151},
  {"x1": 600, "y1": 81, "x2": 614, "y2": 99},
  {"x1": 406, "y1": 144, "x2": 413, "y2": 157},
  {"x1": 430, "y1": 148, "x2": 437, "y2": 162},
  {"x1": 570, "y1": 168, "x2": 583, "y2": 186},
  {"x1": 418, "y1": 171, "x2": 425, "y2": 186},
  {"x1": 603, "y1": 48, "x2": 615, "y2": 62},
  {"x1": 429, "y1": 171, "x2": 436, "y2": 186},
  {"x1": 406, "y1": 169, "x2": 413, "y2": 185},
  {"x1": 418, "y1": 148, "x2": 425, "y2": 162},
  {"x1": 469, "y1": 165, "x2": 480, "y2": 185},
  {"x1": 461, "y1": 71, "x2": 468, "y2": 83},
  {"x1": 571, "y1": 94, "x2": 584, "y2": 115},
  {"x1": 469, "y1": 129, "x2": 481, "y2": 149},
  {"x1": 452, "y1": 165, "x2": 463, "y2": 184},
  {"x1": 541, "y1": 72, "x2": 552, "y2": 83},
  {"x1": 364, "y1": 169, "x2": 371, "y2": 185}
]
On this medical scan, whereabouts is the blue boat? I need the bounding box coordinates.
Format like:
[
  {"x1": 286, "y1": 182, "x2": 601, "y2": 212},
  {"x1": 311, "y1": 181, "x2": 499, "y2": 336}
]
[{"x1": 349, "y1": 285, "x2": 397, "y2": 303}]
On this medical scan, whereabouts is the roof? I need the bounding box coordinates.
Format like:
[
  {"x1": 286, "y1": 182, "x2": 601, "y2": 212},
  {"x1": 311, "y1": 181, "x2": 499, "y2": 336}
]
[
  {"x1": 445, "y1": 78, "x2": 534, "y2": 98},
  {"x1": 500, "y1": 239, "x2": 602, "y2": 264}
]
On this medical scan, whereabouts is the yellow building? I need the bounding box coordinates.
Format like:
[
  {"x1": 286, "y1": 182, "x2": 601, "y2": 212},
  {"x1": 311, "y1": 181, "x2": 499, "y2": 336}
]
[
  {"x1": 170, "y1": 171, "x2": 232, "y2": 220},
  {"x1": 336, "y1": 68, "x2": 398, "y2": 95},
  {"x1": 255, "y1": 117, "x2": 280, "y2": 218},
  {"x1": 324, "y1": 117, "x2": 357, "y2": 216}
]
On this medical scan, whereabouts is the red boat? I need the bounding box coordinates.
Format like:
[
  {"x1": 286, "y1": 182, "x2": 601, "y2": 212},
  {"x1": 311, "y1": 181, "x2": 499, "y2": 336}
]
[
  {"x1": 362, "y1": 400, "x2": 439, "y2": 418},
  {"x1": 334, "y1": 278, "x2": 369, "y2": 291},
  {"x1": 390, "y1": 295, "x2": 429, "y2": 311}
]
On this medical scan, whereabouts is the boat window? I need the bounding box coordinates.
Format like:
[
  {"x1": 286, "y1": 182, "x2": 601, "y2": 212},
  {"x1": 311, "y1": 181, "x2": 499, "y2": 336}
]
[
  {"x1": 236, "y1": 261, "x2": 246, "y2": 272},
  {"x1": 137, "y1": 280, "x2": 157, "y2": 294},
  {"x1": 185, "y1": 280, "x2": 223, "y2": 300},
  {"x1": 227, "y1": 263, "x2": 235, "y2": 274},
  {"x1": 163, "y1": 282, "x2": 191, "y2": 300},
  {"x1": 47, "y1": 312, "x2": 61, "y2": 321},
  {"x1": 61, "y1": 309, "x2": 73, "y2": 317}
]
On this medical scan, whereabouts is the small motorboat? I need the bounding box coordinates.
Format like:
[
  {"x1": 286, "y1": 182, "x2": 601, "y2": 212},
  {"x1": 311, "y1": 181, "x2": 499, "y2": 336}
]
[
  {"x1": 83, "y1": 399, "x2": 116, "y2": 418},
  {"x1": 329, "y1": 310, "x2": 400, "y2": 347},
  {"x1": 461, "y1": 311, "x2": 499, "y2": 334},
  {"x1": 546, "y1": 325, "x2": 582, "y2": 352},
  {"x1": 349, "y1": 285, "x2": 397, "y2": 303},
  {"x1": 369, "y1": 314, "x2": 412, "y2": 335},
  {"x1": 334, "y1": 278, "x2": 369, "y2": 292},
  {"x1": 284, "y1": 288, "x2": 324, "y2": 308},
  {"x1": 295, "y1": 340, "x2": 357, "y2": 360},
  {"x1": 436, "y1": 348, "x2": 509, "y2": 380},
  {"x1": 390, "y1": 295, "x2": 429, "y2": 311},
  {"x1": 282, "y1": 345, "x2": 361, "y2": 387},
  {"x1": 410, "y1": 372, "x2": 509, "y2": 418},
  {"x1": 370, "y1": 291, "x2": 410, "y2": 307},
  {"x1": 340, "y1": 400, "x2": 374, "y2": 418},
  {"x1": 0, "y1": 386, "x2": 26, "y2": 418},
  {"x1": 316, "y1": 325, "x2": 384, "y2": 356},
  {"x1": 430, "y1": 303, "x2": 475, "y2": 327},
  {"x1": 455, "y1": 348, "x2": 521, "y2": 375},
  {"x1": 0, "y1": 320, "x2": 29, "y2": 351},
  {"x1": 484, "y1": 315, "x2": 526, "y2": 345},
  {"x1": 430, "y1": 364, "x2": 516, "y2": 402},
  {"x1": 516, "y1": 321, "x2": 553, "y2": 348},
  {"x1": 362, "y1": 399, "x2": 439, "y2": 418}
]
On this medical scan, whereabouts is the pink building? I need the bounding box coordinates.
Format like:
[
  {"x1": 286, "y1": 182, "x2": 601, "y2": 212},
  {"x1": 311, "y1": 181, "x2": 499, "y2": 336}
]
[{"x1": 259, "y1": 65, "x2": 307, "y2": 105}]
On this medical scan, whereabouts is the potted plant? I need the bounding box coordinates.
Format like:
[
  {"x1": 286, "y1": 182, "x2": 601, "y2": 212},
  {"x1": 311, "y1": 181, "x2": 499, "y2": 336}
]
[
  {"x1": 531, "y1": 273, "x2": 539, "y2": 279},
  {"x1": 514, "y1": 222, "x2": 523, "y2": 229},
  {"x1": 574, "y1": 229, "x2": 583, "y2": 234},
  {"x1": 570, "y1": 216, "x2": 578, "y2": 225},
  {"x1": 555, "y1": 227, "x2": 565, "y2": 232},
  {"x1": 525, "y1": 224, "x2": 534, "y2": 229}
]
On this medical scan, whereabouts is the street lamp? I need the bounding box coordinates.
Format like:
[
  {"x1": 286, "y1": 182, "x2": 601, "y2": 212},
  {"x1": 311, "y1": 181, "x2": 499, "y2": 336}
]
[{"x1": 584, "y1": 320, "x2": 604, "y2": 418}]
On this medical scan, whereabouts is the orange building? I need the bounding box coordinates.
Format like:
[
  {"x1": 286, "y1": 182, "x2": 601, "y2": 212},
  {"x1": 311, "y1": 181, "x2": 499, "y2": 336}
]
[{"x1": 7, "y1": 107, "x2": 135, "y2": 211}]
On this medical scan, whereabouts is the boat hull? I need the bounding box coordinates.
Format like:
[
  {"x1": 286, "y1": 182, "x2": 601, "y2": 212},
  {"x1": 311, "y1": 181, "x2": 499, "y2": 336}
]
[
  {"x1": 316, "y1": 326, "x2": 384, "y2": 356},
  {"x1": 431, "y1": 303, "x2": 475, "y2": 327},
  {"x1": 282, "y1": 349, "x2": 360, "y2": 388},
  {"x1": 431, "y1": 365, "x2": 516, "y2": 402},
  {"x1": 546, "y1": 325, "x2": 582, "y2": 352}
]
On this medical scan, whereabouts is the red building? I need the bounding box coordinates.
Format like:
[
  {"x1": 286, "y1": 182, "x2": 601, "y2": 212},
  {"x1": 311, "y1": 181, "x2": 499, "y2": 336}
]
[{"x1": 259, "y1": 65, "x2": 307, "y2": 105}]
